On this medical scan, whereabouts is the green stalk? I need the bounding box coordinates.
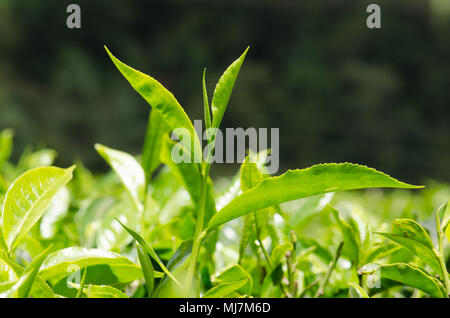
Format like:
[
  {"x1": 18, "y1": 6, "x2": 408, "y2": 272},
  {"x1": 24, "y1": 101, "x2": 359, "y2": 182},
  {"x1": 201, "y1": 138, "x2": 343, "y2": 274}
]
[
  {"x1": 185, "y1": 163, "x2": 209, "y2": 295},
  {"x1": 76, "y1": 268, "x2": 88, "y2": 298},
  {"x1": 314, "y1": 242, "x2": 344, "y2": 298},
  {"x1": 436, "y1": 213, "x2": 450, "y2": 296}
]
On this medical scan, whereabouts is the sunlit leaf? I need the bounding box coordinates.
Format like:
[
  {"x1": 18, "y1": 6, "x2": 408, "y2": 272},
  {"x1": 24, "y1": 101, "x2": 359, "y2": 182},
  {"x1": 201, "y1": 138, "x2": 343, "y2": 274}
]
[
  {"x1": 211, "y1": 47, "x2": 249, "y2": 129},
  {"x1": 95, "y1": 144, "x2": 145, "y2": 212},
  {"x1": 358, "y1": 263, "x2": 446, "y2": 298},
  {"x1": 208, "y1": 163, "x2": 422, "y2": 230},
  {"x1": 2, "y1": 166, "x2": 75, "y2": 252},
  {"x1": 105, "y1": 46, "x2": 202, "y2": 164}
]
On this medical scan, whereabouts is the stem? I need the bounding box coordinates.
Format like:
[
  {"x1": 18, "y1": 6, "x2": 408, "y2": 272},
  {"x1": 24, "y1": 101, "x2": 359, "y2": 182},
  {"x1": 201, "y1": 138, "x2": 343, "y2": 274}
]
[
  {"x1": 254, "y1": 213, "x2": 272, "y2": 268},
  {"x1": 436, "y1": 213, "x2": 450, "y2": 297},
  {"x1": 254, "y1": 213, "x2": 290, "y2": 297},
  {"x1": 314, "y1": 242, "x2": 344, "y2": 298},
  {"x1": 185, "y1": 164, "x2": 209, "y2": 295},
  {"x1": 76, "y1": 268, "x2": 88, "y2": 298}
]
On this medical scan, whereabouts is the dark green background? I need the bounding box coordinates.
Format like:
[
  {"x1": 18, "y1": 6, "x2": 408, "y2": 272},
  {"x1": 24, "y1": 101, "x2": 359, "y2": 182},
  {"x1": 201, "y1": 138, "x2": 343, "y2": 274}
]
[{"x1": 0, "y1": 0, "x2": 449, "y2": 182}]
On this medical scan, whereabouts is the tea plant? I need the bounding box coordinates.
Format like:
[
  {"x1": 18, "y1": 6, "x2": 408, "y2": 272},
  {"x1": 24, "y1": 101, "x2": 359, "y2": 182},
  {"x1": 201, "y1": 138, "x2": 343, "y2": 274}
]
[{"x1": 0, "y1": 48, "x2": 447, "y2": 298}]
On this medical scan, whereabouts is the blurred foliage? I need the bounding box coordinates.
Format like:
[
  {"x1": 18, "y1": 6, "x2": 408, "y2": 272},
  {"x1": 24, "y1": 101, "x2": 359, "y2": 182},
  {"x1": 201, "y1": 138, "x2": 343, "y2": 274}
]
[{"x1": 0, "y1": 0, "x2": 449, "y2": 183}]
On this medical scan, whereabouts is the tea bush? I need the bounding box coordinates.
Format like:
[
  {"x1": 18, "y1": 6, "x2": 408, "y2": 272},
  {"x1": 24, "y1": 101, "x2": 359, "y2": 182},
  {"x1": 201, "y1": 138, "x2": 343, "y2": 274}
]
[{"x1": 0, "y1": 48, "x2": 448, "y2": 298}]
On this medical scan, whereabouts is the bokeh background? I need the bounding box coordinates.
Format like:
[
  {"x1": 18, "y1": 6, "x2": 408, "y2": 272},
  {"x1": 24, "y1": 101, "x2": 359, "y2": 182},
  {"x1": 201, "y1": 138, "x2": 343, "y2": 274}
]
[{"x1": 0, "y1": 0, "x2": 449, "y2": 183}]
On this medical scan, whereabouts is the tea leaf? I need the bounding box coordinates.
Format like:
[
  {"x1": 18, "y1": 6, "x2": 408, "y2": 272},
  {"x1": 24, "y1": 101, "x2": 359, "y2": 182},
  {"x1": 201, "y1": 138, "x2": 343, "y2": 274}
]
[
  {"x1": 202, "y1": 279, "x2": 248, "y2": 298},
  {"x1": 69, "y1": 282, "x2": 128, "y2": 298},
  {"x1": 38, "y1": 247, "x2": 151, "y2": 282},
  {"x1": 40, "y1": 187, "x2": 70, "y2": 239},
  {"x1": 208, "y1": 163, "x2": 422, "y2": 230},
  {"x1": 358, "y1": 263, "x2": 447, "y2": 298},
  {"x1": 377, "y1": 219, "x2": 441, "y2": 276},
  {"x1": 105, "y1": 46, "x2": 202, "y2": 163},
  {"x1": 0, "y1": 245, "x2": 52, "y2": 298},
  {"x1": 95, "y1": 144, "x2": 145, "y2": 212},
  {"x1": 202, "y1": 69, "x2": 212, "y2": 132},
  {"x1": 142, "y1": 110, "x2": 171, "y2": 186},
  {"x1": 330, "y1": 207, "x2": 361, "y2": 265},
  {"x1": 2, "y1": 166, "x2": 75, "y2": 252},
  {"x1": 215, "y1": 264, "x2": 253, "y2": 295},
  {"x1": 0, "y1": 129, "x2": 14, "y2": 170},
  {"x1": 115, "y1": 219, "x2": 181, "y2": 287},
  {"x1": 211, "y1": 47, "x2": 249, "y2": 129},
  {"x1": 348, "y1": 282, "x2": 369, "y2": 298},
  {"x1": 137, "y1": 244, "x2": 154, "y2": 297}
]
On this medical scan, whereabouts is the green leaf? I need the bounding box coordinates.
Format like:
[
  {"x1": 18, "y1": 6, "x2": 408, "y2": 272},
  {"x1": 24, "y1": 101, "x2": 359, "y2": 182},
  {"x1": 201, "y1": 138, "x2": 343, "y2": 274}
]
[
  {"x1": 69, "y1": 282, "x2": 128, "y2": 298},
  {"x1": 330, "y1": 207, "x2": 361, "y2": 265},
  {"x1": 115, "y1": 219, "x2": 181, "y2": 287},
  {"x1": 137, "y1": 244, "x2": 154, "y2": 297},
  {"x1": 0, "y1": 128, "x2": 14, "y2": 170},
  {"x1": 392, "y1": 219, "x2": 434, "y2": 250},
  {"x1": 211, "y1": 47, "x2": 249, "y2": 129},
  {"x1": 160, "y1": 136, "x2": 216, "y2": 225},
  {"x1": 202, "y1": 68, "x2": 212, "y2": 132},
  {"x1": 203, "y1": 279, "x2": 248, "y2": 298},
  {"x1": 0, "y1": 245, "x2": 52, "y2": 298},
  {"x1": 0, "y1": 251, "x2": 56, "y2": 298},
  {"x1": 208, "y1": 163, "x2": 422, "y2": 230},
  {"x1": 348, "y1": 282, "x2": 369, "y2": 298},
  {"x1": 154, "y1": 239, "x2": 193, "y2": 298},
  {"x1": 377, "y1": 219, "x2": 442, "y2": 276},
  {"x1": 215, "y1": 264, "x2": 253, "y2": 295},
  {"x1": 271, "y1": 243, "x2": 293, "y2": 266},
  {"x1": 358, "y1": 263, "x2": 447, "y2": 298},
  {"x1": 2, "y1": 166, "x2": 75, "y2": 252},
  {"x1": 40, "y1": 187, "x2": 70, "y2": 239},
  {"x1": 95, "y1": 144, "x2": 145, "y2": 212},
  {"x1": 105, "y1": 46, "x2": 202, "y2": 163},
  {"x1": 142, "y1": 110, "x2": 171, "y2": 186},
  {"x1": 39, "y1": 247, "x2": 151, "y2": 282},
  {"x1": 437, "y1": 202, "x2": 450, "y2": 241}
]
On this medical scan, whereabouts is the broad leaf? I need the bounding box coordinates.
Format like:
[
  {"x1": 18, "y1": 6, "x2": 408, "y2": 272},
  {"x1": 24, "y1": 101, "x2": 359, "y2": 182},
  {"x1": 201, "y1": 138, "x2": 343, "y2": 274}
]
[
  {"x1": 215, "y1": 264, "x2": 253, "y2": 295},
  {"x1": 211, "y1": 47, "x2": 249, "y2": 129},
  {"x1": 105, "y1": 46, "x2": 202, "y2": 163},
  {"x1": 69, "y1": 282, "x2": 128, "y2": 298},
  {"x1": 377, "y1": 219, "x2": 442, "y2": 276},
  {"x1": 208, "y1": 163, "x2": 421, "y2": 230},
  {"x1": 95, "y1": 144, "x2": 145, "y2": 212},
  {"x1": 202, "y1": 279, "x2": 248, "y2": 298},
  {"x1": 39, "y1": 247, "x2": 150, "y2": 282},
  {"x1": 358, "y1": 263, "x2": 447, "y2": 298},
  {"x1": 2, "y1": 166, "x2": 75, "y2": 252},
  {"x1": 40, "y1": 187, "x2": 70, "y2": 239}
]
